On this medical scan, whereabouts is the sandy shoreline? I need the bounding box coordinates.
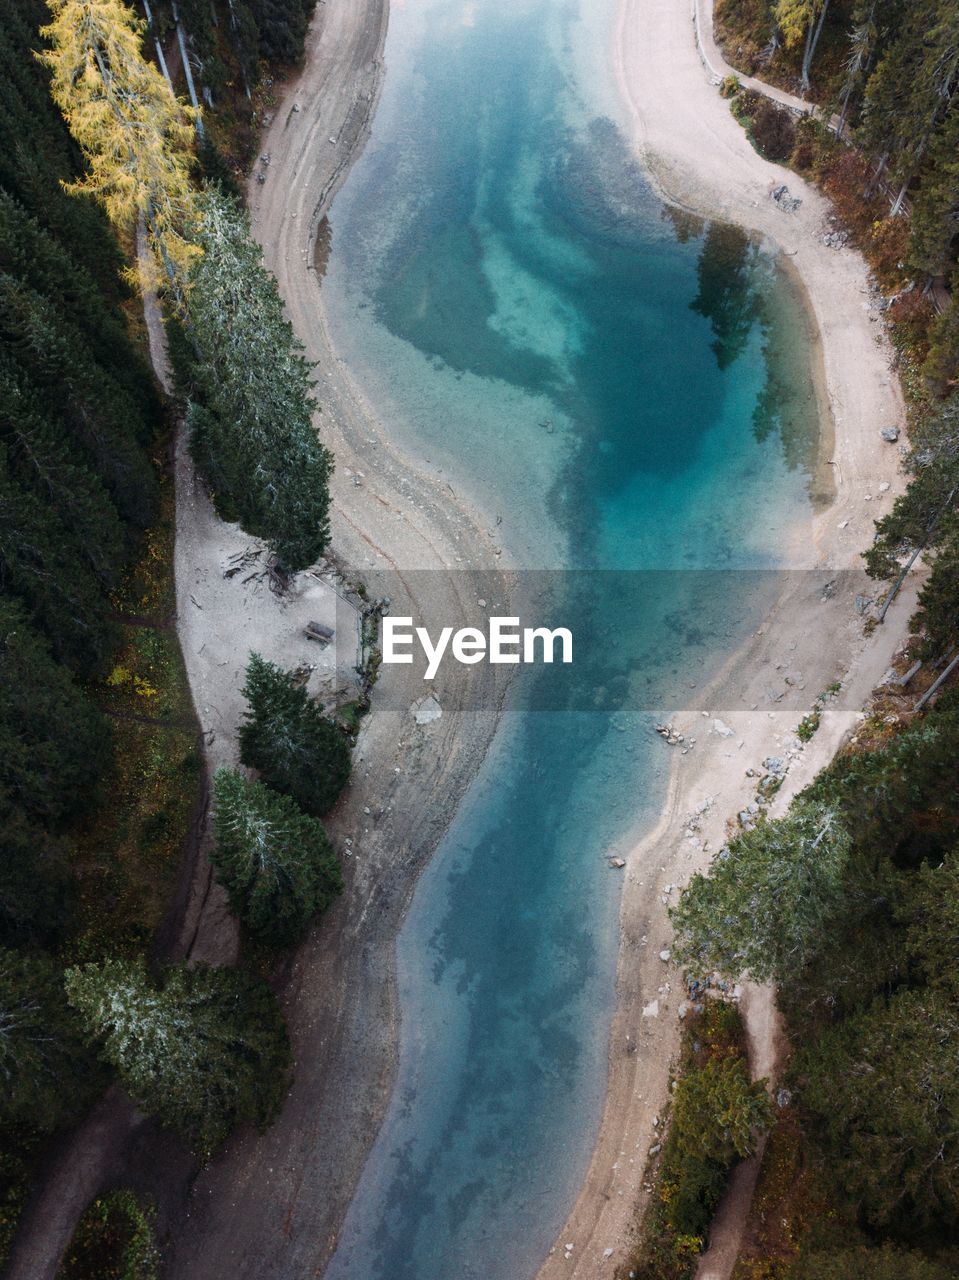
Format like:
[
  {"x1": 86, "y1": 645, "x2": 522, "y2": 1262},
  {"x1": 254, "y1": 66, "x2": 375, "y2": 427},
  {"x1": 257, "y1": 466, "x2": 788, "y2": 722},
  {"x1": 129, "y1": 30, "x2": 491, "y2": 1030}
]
[{"x1": 533, "y1": 2, "x2": 915, "y2": 1277}]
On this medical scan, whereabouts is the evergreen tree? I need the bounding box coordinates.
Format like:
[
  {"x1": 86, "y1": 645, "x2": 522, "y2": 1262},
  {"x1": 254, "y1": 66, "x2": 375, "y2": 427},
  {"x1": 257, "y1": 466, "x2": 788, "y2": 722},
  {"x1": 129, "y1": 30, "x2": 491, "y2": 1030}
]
[
  {"x1": 0, "y1": 599, "x2": 107, "y2": 825},
  {"x1": 239, "y1": 652, "x2": 351, "y2": 816},
  {"x1": 184, "y1": 189, "x2": 333, "y2": 569},
  {"x1": 247, "y1": 0, "x2": 312, "y2": 63},
  {"x1": 865, "y1": 392, "x2": 958, "y2": 653},
  {"x1": 923, "y1": 291, "x2": 959, "y2": 398},
  {"x1": 212, "y1": 768, "x2": 342, "y2": 946},
  {"x1": 0, "y1": 811, "x2": 73, "y2": 948},
  {"x1": 0, "y1": 948, "x2": 102, "y2": 1131},
  {"x1": 39, "y1": 0, "x2": 201, "y2": 289},
  {"x1": 862, "y1": 0, "x2": 959, "y2": 206},
  {"x1": 799, "y1": 989, "x2": 959, "y2": 1229},
  {"x1": 671, "y1": 801, "x2": 852, "y2": 982},
  {"x1": 0, "y1": 445, "x2": 120, "y2": 674},
  {"x1": 793, "y1": 1245, "x2": 959, "y2": 1280},
  {"x1": 65, "y1": 957, "x2": 290, "y2": 1151},
  {"x1": 673, "y1": 1056, "x2": 771, "y2": 1166}
]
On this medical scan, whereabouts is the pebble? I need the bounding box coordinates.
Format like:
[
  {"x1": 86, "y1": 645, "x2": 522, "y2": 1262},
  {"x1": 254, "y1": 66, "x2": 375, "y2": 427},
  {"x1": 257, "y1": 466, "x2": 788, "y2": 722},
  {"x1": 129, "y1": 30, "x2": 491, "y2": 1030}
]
[{"x1": 659, "y1": 949, "x2": 671, "y2": 962}]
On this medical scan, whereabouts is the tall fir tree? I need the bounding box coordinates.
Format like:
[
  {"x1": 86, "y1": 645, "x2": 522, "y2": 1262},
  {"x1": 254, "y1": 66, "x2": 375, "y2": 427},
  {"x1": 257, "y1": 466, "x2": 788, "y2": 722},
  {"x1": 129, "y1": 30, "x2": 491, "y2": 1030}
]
[
  {"x1": 0, "y1": 948, "x2": 103, "y2": 1131},
  {"x1": 239, "y1": 652, "x2": 351, "y2": 816},
  {"x1": 65, "y1": 957, "x2": 290, "y2": 1151},
  {"x1": 183, "y1": 188, "x2": 333, "y2": 569},
  {"x1": 212, "y1": 768, "x2": 342, "y2": 946},
  {"x1": 39, "y1": 0, "x2": 201, "y2": 289},
  {"x1": 670, "y1": 800, "x2": 853, "y2": 982}
]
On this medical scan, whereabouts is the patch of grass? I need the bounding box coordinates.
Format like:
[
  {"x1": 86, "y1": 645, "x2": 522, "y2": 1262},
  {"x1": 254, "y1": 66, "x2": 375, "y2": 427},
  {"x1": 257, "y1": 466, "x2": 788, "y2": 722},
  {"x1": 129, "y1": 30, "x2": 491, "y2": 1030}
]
[
  {"x1": 56, "y1": 1190, "x2": 160, "y2": 1280},
  {"x1": 796, "y1": 710, "x2": 820, "y2": 742},
  {"x1": 65, "y1": 474, "x2": 202, "y2": 963}
]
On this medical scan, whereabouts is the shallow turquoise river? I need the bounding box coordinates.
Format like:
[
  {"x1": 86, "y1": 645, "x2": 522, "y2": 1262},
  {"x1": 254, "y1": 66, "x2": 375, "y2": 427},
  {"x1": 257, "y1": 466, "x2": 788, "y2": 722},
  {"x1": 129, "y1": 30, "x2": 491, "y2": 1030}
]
[{"x1": 320, "y1": 1, "x2": 819, "y2": 1276}]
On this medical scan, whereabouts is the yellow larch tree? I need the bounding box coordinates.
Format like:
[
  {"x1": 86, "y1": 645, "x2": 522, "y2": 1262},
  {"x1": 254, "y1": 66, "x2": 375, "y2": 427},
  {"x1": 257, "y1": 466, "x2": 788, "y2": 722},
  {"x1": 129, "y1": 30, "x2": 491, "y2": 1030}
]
[{"x1": 39, "y1": 0, "x2": 201, "y2": 292}]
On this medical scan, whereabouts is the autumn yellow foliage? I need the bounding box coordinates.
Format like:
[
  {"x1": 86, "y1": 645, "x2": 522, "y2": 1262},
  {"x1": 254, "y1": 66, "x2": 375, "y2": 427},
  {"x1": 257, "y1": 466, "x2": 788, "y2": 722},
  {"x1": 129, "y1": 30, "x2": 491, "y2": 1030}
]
[{"x1": 39, "y1": 0, "x2": 201, "y2": 291}]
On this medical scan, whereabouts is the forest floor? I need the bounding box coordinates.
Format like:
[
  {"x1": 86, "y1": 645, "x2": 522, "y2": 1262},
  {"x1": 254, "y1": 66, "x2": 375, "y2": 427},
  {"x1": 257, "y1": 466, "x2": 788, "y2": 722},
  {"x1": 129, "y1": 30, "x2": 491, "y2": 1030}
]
[{"x1": 532, "y1": 1, "x2": 918, "y2": 1278}]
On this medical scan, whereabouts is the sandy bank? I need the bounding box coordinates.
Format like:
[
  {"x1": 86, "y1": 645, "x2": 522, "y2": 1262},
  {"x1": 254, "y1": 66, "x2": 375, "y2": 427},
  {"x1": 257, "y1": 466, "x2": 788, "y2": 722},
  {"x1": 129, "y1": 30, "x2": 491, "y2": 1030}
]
[{"x1": 534, "y1": 2, "x2": 915, "y2": 1277}]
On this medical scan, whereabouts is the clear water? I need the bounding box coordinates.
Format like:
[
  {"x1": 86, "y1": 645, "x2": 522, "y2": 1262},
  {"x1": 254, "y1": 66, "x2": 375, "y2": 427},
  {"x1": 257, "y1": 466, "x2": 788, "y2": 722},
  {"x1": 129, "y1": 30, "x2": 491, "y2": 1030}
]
[{"x1": 320, "y1": 0, "x2": 820, "y2": 1276}]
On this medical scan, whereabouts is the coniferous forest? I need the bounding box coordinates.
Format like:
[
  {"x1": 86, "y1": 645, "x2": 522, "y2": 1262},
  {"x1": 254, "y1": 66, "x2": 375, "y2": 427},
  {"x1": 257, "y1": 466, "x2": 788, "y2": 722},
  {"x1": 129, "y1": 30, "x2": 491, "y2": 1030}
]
[{"x1": 0, "y1": 0, "x2": 340, "y2": 1270}]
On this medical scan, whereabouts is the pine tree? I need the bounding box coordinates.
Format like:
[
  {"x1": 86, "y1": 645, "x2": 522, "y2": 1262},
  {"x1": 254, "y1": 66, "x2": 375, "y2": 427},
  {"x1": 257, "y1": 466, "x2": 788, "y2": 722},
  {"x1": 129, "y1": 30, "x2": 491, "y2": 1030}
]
[
  {"x1": 673, "y1": 1056, "x2": 771, "y2": 1165},
  {"x1": 671, "y1": 801, "x2": 852, "y2": 982},
  {"x1": 0, "y1": 810, "x2": 73, "y2": 948},
  {"x1": 799, "y1": 989, "x2": 959, "y2": 1228},
  {"x1": 247, "y1": 0, "x2": 312, "y2": 63},
  {"x1": 0, "y1": 948, "x2": 103, "y2": 1131},
  {"x1": 184, "y1": 188, "x2": 333, "y2": 569},
  {"x1": 65, "y1": 957, "x2": 291, "y2": 1151},
  {"x1": 212, "y1": 768, "x2": 342, "y2": 946},
  {"x1": 0, "y1": 599, "x2": 108, "y2": 825},
  {"x1": 862, "y1": 0, "x2": 959, "y2": 207},
  {"x1": 39, "y1": 0, "x2": 201, "y2": 289},
  {"x1": 239, "y1": 652, "x2": 351, "y2": 816}
]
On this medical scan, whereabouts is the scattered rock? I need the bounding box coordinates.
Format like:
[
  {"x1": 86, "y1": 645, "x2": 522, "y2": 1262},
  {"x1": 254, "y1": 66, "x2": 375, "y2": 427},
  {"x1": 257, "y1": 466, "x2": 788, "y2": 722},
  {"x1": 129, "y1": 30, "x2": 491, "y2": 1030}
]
[
  {"x1": 771, "y1": 183, "x2": 802, "y2": 212},
  {"x1": 412, "y1": 694, "x2": 442, "y2": 725},
  {"x1": 608, "y1": 857, "x2": 626, "y2": 869},
  {"x1": 659, "y1": 949, "x2": 671, "y2": 962},
  {"x1": 712, "y1": 718, "x2": 734, "y2": 738},
  {"x1": 878, "y1": 481, "x2": 891, "y2": 492},
  {"x1": 762, "y1": 756, "x2": 785, "y2": 774},
  {"x1": 881, "y1": 425, "x2": 900, "y2": 443},
  {"x1": 642, "y1": 999, "x2": 659, "y2": 1018}
]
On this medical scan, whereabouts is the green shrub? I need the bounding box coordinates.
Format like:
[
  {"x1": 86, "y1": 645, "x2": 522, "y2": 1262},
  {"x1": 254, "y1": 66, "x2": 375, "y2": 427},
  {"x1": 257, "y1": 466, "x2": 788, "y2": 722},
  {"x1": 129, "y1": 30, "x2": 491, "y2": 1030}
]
[{"x1": 56, "y1": 1190, "x2": 159, "y2": 1280}]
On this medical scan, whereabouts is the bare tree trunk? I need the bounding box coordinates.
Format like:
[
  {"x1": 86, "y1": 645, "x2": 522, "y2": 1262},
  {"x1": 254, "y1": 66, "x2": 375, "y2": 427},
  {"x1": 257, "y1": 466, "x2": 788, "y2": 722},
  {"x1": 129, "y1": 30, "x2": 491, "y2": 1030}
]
[
  {"x1": 864, "y1": 151, "x2": 887, "y2": 199},
  {"x1": 140, "y1": 0, "x2": 177, "y2": 97},
  {"x1": 170, "y1": 1, "x2": 206, "y2": 141},
  {"x1": 224, "y1": 0, "x2": 253, "y2": 100},
  {"x1": 915, "y1": 651, "x2": 959, "y2": 711},
  {"x1": 801, "y1": 0, "x2": 831, "y2": 92},
  {"x1": 891, "y1": 179, "x2": 909, "y2": 216}
]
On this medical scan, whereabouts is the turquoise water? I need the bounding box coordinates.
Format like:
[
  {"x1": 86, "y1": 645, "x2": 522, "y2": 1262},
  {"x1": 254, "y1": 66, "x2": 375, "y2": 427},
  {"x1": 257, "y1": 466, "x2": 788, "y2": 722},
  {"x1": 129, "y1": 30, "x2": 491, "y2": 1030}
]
[{"x1": 320, "y1": 1, "x2": 819, "y2": 1277}]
